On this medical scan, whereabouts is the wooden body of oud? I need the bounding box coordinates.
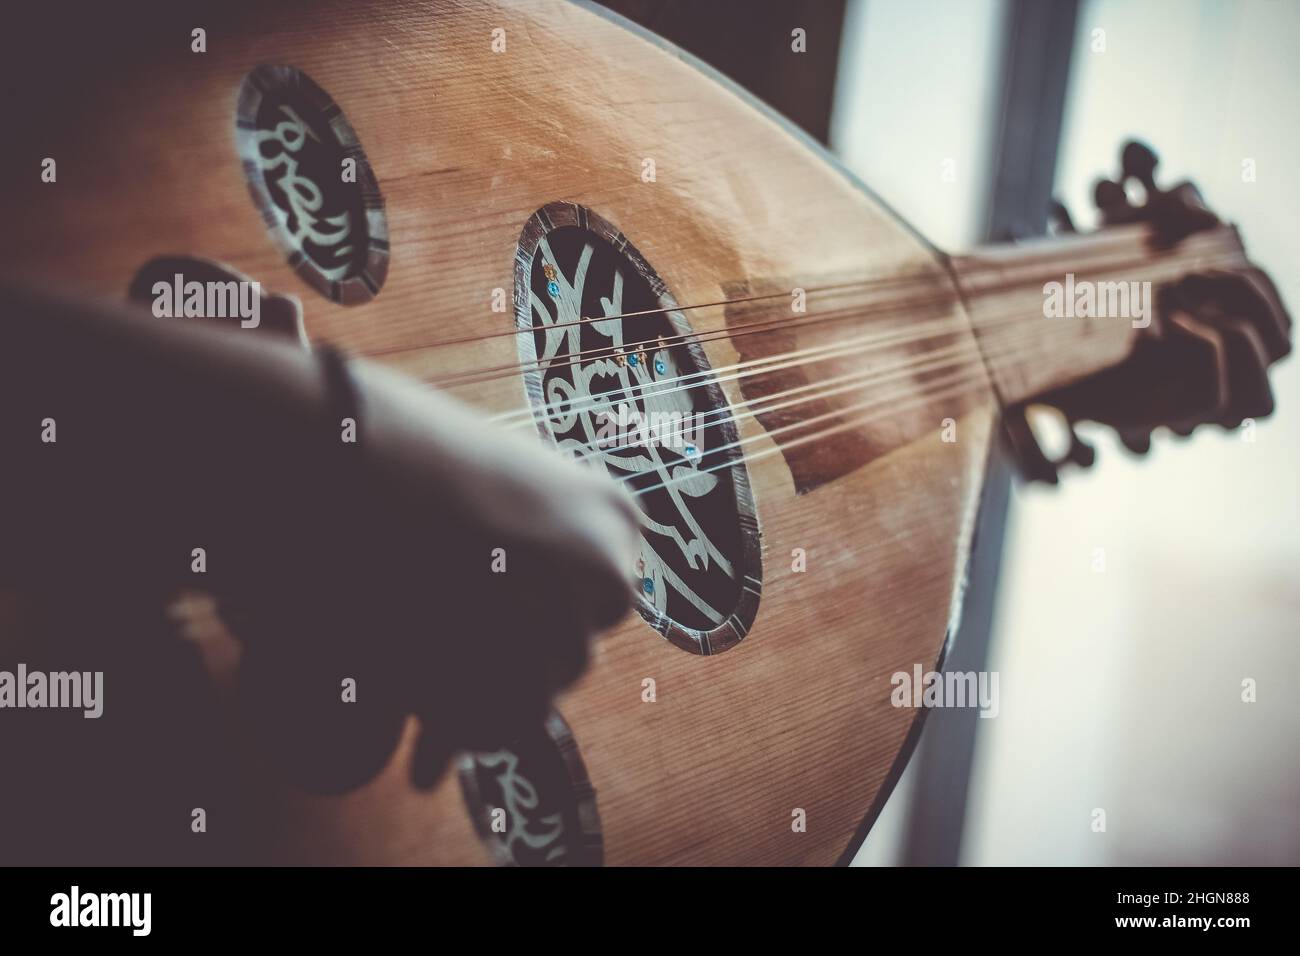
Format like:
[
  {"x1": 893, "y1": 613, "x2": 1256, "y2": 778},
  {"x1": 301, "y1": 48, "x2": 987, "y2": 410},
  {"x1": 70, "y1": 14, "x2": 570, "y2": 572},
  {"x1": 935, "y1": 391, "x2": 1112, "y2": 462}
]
[{"x1": 6, "y1": 0, "x2": 1230, "y2": 865}]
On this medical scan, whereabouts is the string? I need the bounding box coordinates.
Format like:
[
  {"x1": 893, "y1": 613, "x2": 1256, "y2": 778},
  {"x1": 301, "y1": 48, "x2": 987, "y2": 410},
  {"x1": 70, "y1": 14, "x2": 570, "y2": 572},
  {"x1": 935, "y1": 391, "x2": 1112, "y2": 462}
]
[
  {"x1": 364, "y1": 271, "x2": 936, "y2": 357},
  {"x1": 424, "y1": 287, "x2": 965, "y2": 389},
  {"x1": 610, "y1": 374, "x2": 989, "y2": 592},
  {"x1": 565, "y1": 340, "x2": 983, "y2": 459},
  {"x1": 420, "y1": 237, "x2": 1241, "y2": 392},
  {"x1": 376, "y1": 225, "x2": 1236, "y2": 365},
  {"x1": 368, "y1": 234, "x2": 1243, "y2": 487},
  {"x1": 627, "y1": 371, "x2": 989, "y2": 499},
  {"x1": 494, "y1": 294, "x2": 1080, "y2": 435},
  {"x1": 472, "y1": 244, "x2": 1243, "y2": 430},
  {"x1": 370, "y1": 268, "x2": 972, "y2": 360},
  {"x1": 590, "y1": 323, "x2": 1047, "y2": 465},
  {"x1": 490, "y1": 309, "x2": 978, "y2": 429}
]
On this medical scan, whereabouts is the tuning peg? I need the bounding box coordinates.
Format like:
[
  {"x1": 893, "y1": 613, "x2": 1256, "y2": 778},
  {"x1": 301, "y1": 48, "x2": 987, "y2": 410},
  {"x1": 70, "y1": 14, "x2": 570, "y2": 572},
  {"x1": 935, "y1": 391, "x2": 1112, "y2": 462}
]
[
  {"x1": 1063, "y1": 422, "x2": 1096, "y2": 469},
  {"x1": 1093, "y1": 140, "x2": 1219, "y2": 244},
  {"x1": 1121, "y1": 140, "x2": 1159, "y2": 193},
  {"x1": 1048, "y1": 198, "x2": 1077, "y2": 234},
  {"x1": 1002, "y1": 406, "x2": 1058, "y2": 484},
  {"x1": 1116, "y1": 427, "x2": 1153, "y2": 455},
  {"x1": 1094, "y1": 178, "x2": 1137, "y2": 226},
  {"x1": 1002, "y1": 405, "x2": 1098, "y2": 483},
  {"x1": 1018, "y1": 145, "x2": 1290, "y2": 480}
]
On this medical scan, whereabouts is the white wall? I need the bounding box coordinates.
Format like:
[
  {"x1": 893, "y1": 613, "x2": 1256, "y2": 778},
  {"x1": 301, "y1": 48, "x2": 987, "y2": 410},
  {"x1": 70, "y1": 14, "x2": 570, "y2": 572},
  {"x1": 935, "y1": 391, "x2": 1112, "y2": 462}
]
[{"x1": 831, "y1": 0, "x2": 1009, "y2": 250}]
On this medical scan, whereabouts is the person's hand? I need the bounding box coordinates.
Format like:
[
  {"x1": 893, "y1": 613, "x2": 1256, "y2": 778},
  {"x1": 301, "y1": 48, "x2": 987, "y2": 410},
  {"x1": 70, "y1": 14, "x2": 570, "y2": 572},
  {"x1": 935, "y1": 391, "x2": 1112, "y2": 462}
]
[
  {"x1": 2, "y1": 282, "x2": 638, "y2": 791},
  {"x1": 224, "y1": 357, "x2": 640, "y2": 792}
]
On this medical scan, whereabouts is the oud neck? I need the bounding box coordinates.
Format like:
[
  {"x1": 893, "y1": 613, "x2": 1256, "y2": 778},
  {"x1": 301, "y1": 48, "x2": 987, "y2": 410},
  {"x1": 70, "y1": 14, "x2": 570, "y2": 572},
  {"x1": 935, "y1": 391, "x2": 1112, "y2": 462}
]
[{"x1": 951, "y1": 223, "x2": 1247, "y2": 406}]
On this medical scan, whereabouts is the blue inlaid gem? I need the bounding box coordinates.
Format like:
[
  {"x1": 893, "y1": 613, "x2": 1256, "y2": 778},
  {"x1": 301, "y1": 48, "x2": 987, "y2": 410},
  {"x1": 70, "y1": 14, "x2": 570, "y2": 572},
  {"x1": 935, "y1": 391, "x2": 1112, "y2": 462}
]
[
  {"x1": 684, "y1": 443, "x2": 699, "y2": 461},
  {"x1": 642, "y1": 577, "x2": 654, "y2": 595},
  {"x1": 547, "y1": 280, "x2": 560, "y2": 297},
  {"x1": 654, "y1": 358, "x2": 667, "y2": 375},
  {"x1": 628, "y1": 352, "x2": 639, "y2": 367}
]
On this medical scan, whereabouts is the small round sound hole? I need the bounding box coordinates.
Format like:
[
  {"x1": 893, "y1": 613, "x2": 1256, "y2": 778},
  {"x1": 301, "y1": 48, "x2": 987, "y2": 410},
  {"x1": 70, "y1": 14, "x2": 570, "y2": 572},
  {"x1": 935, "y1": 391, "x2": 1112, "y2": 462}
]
[
  {"x1": 459, "y1": 711, "x2": 601, "y2": 867},
  {"x1": 235, "y1": 64, "x2": 389, "y2": 305},
  {"x1": 514, "y1": 203, "x2": 762, "y2": 655}
]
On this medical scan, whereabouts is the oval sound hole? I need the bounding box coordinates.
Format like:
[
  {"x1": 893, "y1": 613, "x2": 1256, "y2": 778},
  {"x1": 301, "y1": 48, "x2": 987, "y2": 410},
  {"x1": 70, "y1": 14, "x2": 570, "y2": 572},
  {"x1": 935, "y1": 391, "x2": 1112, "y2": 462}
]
[
  {"x1": 514, "y1": 203, "x2": 761, "y2": 655},
  {"x1": 235, "y1": 64, "x2": 389, "y2": 305}
]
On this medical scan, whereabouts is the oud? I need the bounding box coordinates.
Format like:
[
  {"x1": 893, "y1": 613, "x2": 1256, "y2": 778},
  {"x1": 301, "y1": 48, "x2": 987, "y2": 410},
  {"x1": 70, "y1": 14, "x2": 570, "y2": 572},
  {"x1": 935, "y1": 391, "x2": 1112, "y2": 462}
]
[{"x1": 0, "y1": 0, "x2": 1288, "y2": 867}]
